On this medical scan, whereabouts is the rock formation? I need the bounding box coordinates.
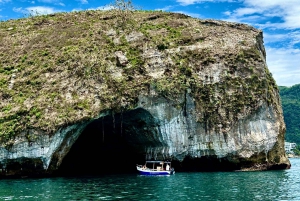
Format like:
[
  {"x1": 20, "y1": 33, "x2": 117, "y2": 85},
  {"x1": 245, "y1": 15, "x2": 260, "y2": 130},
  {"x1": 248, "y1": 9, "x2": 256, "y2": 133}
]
[{"x1": 0, "y1": 11, "x2": 290, "y2": 177}]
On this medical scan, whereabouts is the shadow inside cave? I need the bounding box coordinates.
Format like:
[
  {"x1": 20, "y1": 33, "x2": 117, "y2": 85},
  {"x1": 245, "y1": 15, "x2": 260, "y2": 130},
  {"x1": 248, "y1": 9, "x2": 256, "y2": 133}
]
[{"x1": 55, "y1": 108, "x2": 164, "y2": 176}]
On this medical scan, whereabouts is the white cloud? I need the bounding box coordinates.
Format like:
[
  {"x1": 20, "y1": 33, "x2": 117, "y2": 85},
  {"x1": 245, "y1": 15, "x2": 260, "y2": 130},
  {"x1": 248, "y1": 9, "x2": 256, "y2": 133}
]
[
  {"x1": 225, "y1": 0, "x2": 300, "y2": 29},
  {"x1": 264, "y1": 31, "x2": 300, "y2": 48},
  {"x1": 220, "y1": 0, "x2": 300, "y2": 86},
  {"x1": 264, "y1": 33, "x2": 289, "y2": 44},
  {"x1": 13, "y1": 6, "x2": 60, "y2": 16},
  {"x1": 176, "y1": 0, "x2": 237, "y2": 6},
  {"x1": 36, "y1": 0, "x2": 65, "y2": 6},
  {"x1": 266, "y1": 47, "x2": 300, "y2": 86},
  {"x1": 29, "y1": 6, "x2": 57, "y2": 15},
  {"x1": 155, "y1": 5, "x2": 174, "y2": 11},
  {"x1": 38, "y1": 0, "x2": 57, "y2": 2},
  {"x1": 71, "y1": 8, "x2": 82, "y2": 12},
  {"x1": 27, "y1": 6, "x2": 59, "y2": 15},
  {"x1": 232, "y1": 7, "x2": 261, "y2": 16},
  {"x1": 78, "y1": 0, "x2": 88, "y2": 4},
  {"x1": 227, "y1": 15, "x2": 265, "y2": 24},
  {"x1": 13, "y1": 7, "x2": 26, "y2": 14},
  {"x1": 0, "y1": 0, "x2": 10, "y2": 3},
  {"x1": 176, "y1": 0, "x2": 199, "y2": 6},
  {"x1": 223, "y1": 11, "x2": 231, "y2": 16},
  {"x1": 96, "y1": 5, "x2": 114, "y2": 11}
]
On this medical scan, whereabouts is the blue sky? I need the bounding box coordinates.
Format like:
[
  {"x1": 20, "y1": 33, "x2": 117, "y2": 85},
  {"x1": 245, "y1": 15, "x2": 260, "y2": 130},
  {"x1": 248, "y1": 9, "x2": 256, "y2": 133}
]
[{"x1": 0, "y1": 0, "x2": 299, "y2": 86}]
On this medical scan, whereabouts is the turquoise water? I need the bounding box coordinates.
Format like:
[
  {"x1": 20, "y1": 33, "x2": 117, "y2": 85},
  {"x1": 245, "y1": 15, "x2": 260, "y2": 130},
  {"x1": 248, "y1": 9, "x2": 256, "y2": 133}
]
[{"x1": 0, "y1": 158, "x2": 299, "y2": 200}]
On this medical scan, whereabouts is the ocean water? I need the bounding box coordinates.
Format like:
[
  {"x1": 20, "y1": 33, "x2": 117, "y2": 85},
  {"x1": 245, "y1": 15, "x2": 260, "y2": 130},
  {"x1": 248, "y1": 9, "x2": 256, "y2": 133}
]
[{"x1": 0, "y1": 158, "x2": 299, "y2": 201}]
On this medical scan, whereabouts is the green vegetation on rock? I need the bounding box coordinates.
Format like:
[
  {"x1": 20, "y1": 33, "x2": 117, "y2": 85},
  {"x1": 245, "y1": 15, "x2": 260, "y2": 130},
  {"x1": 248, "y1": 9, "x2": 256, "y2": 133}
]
[{"x1": 0, "y1": 9, "x2": 280, "y2": 147}]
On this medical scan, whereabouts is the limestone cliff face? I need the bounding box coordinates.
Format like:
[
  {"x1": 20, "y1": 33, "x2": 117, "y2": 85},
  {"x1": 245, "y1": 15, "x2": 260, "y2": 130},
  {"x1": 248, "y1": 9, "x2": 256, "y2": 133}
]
[{"x1": 0, "y1": 11, "x2": 290, "y2": 176}]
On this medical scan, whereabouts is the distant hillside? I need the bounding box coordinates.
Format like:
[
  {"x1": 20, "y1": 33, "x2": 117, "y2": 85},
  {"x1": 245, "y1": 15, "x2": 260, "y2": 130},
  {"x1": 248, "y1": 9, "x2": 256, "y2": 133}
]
[{"x1": 279, "y1": 84, "x2": 300, "y2": 144}]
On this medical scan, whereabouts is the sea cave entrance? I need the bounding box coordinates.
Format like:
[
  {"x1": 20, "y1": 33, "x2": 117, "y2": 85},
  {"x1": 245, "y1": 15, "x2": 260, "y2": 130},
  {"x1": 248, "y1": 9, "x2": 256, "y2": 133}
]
[{"x1": 56, "y1": 108, "x2": 165, "y2": 176}]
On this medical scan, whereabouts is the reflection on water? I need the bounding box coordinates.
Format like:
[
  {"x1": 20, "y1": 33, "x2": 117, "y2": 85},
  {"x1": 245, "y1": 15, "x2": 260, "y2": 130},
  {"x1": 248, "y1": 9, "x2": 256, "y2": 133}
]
[{"x1": 0, "y1": 158, "x2": 299, "y2": 200}]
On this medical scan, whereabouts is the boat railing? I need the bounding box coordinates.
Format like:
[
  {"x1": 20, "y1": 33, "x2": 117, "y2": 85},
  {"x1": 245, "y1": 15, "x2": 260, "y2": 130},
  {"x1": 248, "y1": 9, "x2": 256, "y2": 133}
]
[
  {"x1": 137, "y1": 163, "x2": 172, "y2": 171},
  {"x1": 137, "y1": 166, "x2": 167, "y2": 171}
]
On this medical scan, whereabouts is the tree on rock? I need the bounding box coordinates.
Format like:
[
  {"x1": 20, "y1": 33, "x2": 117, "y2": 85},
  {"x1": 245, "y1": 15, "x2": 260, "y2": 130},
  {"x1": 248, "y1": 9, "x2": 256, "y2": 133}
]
[{"x1": 109, "y1": 0, "x2": 137, "y2": 29}]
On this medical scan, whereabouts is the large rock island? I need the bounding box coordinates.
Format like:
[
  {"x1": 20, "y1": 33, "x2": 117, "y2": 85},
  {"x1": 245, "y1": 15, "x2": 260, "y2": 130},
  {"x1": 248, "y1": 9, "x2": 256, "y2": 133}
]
[{"x1": 0, "y1": 10, "x2": 290, "y2": 177}]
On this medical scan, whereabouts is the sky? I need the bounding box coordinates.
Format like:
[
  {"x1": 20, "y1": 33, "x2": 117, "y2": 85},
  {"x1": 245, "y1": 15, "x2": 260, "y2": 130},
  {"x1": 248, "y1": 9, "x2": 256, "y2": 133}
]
[{"x1": 0, "y1": 0, "x2": 299, "y2": 86}]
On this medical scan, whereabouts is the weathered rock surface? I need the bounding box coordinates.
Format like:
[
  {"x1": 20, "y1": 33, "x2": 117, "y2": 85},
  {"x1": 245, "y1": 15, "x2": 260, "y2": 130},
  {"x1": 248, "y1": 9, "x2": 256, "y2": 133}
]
[{"x1": 0, "y1": 11, "x2": 290, "y2": 177}]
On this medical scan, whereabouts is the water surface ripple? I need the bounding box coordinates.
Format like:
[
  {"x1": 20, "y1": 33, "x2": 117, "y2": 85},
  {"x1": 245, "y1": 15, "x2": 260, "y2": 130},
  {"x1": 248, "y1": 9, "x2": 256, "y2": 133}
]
[{"x1": 0, "y1": 158, "x2": 299, "y2": 200}]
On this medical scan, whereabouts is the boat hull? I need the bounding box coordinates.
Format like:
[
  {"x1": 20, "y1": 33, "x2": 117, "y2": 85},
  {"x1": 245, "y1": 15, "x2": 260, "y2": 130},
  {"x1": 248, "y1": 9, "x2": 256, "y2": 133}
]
[
  {"x1": 136, "y1": 167, "x2": 175, "y2": 175},
  {"x1": 139, "y1": 170, "x2": 171, "y2": 175}
]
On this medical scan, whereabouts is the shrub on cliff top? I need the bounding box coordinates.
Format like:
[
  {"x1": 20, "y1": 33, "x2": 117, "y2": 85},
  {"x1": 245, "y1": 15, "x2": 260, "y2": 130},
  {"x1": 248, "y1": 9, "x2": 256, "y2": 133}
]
[{"x1": 108, "y1": 0, "x2": 137, "y2": 29}]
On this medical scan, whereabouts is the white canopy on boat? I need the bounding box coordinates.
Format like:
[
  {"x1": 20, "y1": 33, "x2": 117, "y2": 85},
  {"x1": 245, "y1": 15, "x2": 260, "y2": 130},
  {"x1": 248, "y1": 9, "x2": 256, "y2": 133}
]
[{"x1": 145, "y1": 161, "x2": 171, "y2": 164}]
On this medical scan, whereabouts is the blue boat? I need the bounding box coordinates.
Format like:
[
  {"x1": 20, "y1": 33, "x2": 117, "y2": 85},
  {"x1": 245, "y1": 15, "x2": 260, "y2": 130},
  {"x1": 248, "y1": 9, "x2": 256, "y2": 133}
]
[{"x1": 136, "y1": 161, "x2": 175, "y2": 175}]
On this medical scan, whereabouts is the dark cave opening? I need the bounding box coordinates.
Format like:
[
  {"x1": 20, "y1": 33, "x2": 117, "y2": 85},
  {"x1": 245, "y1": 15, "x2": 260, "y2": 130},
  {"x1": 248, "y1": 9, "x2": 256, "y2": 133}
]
[
  {"x1": 54, "y1": 108, "x2": 271, "y2": 176},
  {"x1": 56, "y1": 108, "x2": 163, "y2": 176}
]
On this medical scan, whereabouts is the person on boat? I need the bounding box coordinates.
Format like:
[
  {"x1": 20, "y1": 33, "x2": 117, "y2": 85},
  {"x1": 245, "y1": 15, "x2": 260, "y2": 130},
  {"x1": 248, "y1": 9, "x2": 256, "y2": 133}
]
[{"x1": 166, "y1": 164, "x2": 170, "y2": 171}]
